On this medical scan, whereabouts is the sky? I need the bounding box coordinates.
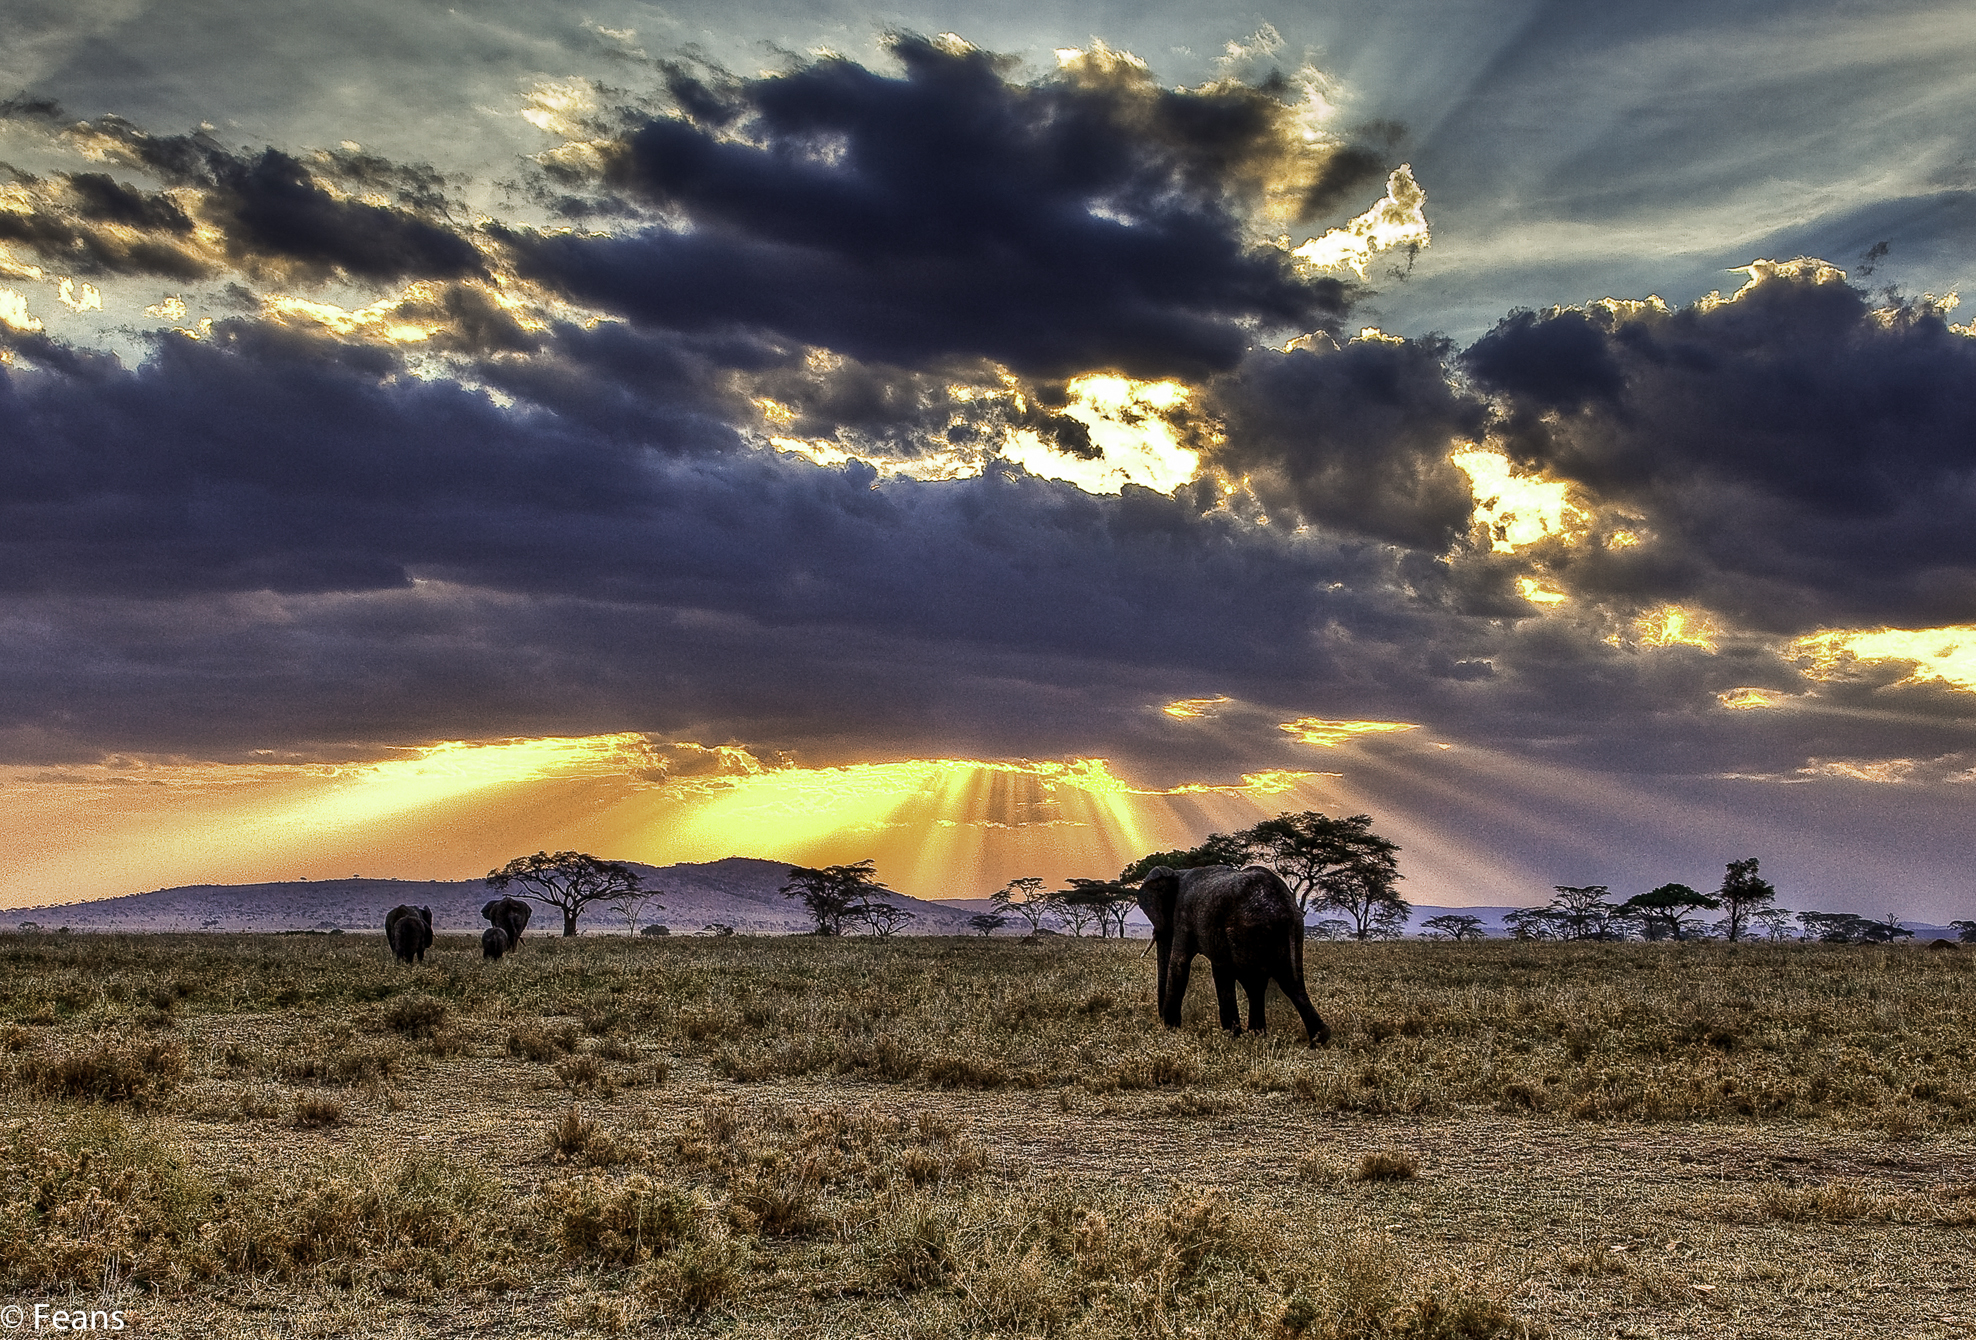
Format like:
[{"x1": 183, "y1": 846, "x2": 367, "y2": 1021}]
[{"x1": 1, "y1": 1, "x2": 1973, "y2": 916}]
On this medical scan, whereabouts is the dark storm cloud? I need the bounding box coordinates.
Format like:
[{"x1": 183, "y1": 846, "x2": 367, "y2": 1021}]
[
  {"x1": 1205, "y1": 334, "x2": 1483, "y2": 551},
  {"x1": 1463, "y1": 266, "x2": 1976, "y2": 633},
  {"x1": 502, "y1": 35, "x2": 1354, "y2": 378},
  {"x1": 0, "y1": 313, "x2": 1446, "y2": 765},
  {"x1": 0, "y1": 105, "x2": 480, "y2": 284}
]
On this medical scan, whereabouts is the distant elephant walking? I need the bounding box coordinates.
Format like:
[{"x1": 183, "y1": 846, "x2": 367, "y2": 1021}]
[
  {"x1": 482, "y1": 926, "x2": 511, "y2": 959},
  {"x1": 483, "y1": 896, "x2": 531, "y2": 950},
  {"x1": 385, "y1": 905, "x2": 433, "y2": 965},
  {"x1": 1136, "y1": 865, "x2": 1329, "y2": 1046}
]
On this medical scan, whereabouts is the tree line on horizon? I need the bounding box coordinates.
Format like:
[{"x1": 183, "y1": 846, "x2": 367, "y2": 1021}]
[{"x1": 474, "y1": 826, "x2": 1969, "y2": 946}]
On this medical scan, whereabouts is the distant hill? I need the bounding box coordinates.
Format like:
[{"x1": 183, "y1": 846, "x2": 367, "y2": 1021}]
[{"x1": 8, "y1": 858, "x2": 976, "y2": 936}]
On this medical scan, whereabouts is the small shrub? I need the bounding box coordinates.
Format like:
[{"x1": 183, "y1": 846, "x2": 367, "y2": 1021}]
[
  {"x1": 855, "y1": 1196, "x2": 955, "y2": 1293},
  {"x1": 553, "y1": 1054, "x2": 609, "y2": 1093},
  {"x1": 546, "y1": 1174, "x2": 702, "y2": 1265},
  {"x1": 637, "y1": 1234, "x2": 749, "y2": 1313},
  {"x1": 292, "y1": 1092, "x2": 345, "y2": 1127},
  {"x1": 547, "y1": 1104, "x2": 637, "y2": 1166},
  {"x1": 507, "y1": 1023, "x2": 579, "y2": 1061},
  {"x1": 1355, "y1": 1149, "x2": 1420, "y2": 1182},
  {"x1": 20, "y1": 1037, "x2": 187, "y2": 1107},
  {"x1": 382, "y1": 994, "x2": 448, "y2": 1037}
]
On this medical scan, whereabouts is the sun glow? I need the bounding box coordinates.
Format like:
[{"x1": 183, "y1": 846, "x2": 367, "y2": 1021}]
[
  {"x1": 0, "y1": 738, "x2": 1353, "y2": 908},
  {"x1": 1451, "y1": 448, "x2": 1583, "y2": 551},
  {"x1": 999, "y1": 374, "x2": 1201, "y2": 495}
]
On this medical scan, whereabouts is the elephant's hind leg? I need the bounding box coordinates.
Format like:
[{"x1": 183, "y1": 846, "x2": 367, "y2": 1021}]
[
  {"x1": 1275, "y1": 965, "x2": 1330, "y2": 1047},
  {"x1": 1242, "y1": 973, "x2": 1271, "y2": 1034}
]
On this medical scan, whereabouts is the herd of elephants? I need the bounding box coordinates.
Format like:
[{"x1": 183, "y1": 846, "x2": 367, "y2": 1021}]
[{"x1": 380, "y1": 865, "x2": 1334, "y2": 1046}]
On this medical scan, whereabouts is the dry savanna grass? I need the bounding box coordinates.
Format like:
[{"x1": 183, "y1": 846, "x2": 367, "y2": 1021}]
[{"x1": 0, "y1": 931, "x2": 1973, "y2": 1337}]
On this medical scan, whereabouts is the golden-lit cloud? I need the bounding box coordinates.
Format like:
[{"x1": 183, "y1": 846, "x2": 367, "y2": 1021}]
[
  {"x1": 1450, "y1": 447, "x2": 1583, "y2": 551},
  {"x1": 56, "y1": 277, "x2": 102, "y2": 312},
  {"x1": 1794, "y1": 625, "x2": 1976, "y2": 692},
  {"x1": 1279, "y1": 717, "x2": 1419, "y2": 747},
  {"x1": 1517, "y1": 577, "x2": 1568, "y2": 606},
  {"x1": 1290, "y1": 165, "x2": 1429, "y2": 277},
  {"x1": 1160, "y1": 695, "x2": 1233, "y2": 719},
  {"x1": 1633, "y1": 605, "x2": 1718, "y2": 651},
  {"x1": 0, "y1": 289, "x2": 43, "y2": 332},
  {"x1": 999, "y1": 374, "x2": 1202, "y2": 494},
  {"x1": 1717, "y1": 687, "x2": 1784, "y2": 710}
]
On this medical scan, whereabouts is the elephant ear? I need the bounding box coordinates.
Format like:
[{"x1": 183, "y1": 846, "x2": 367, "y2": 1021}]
[
  {"x1": 1136, "y1": 867, "x2": 1180, "y2": 938},
  {"x1": 512, "y1": 901, "x2": 531, "y2": 929},
  {"x1": 419, "y1": 907, "x2": 432, "y2": 925},
  {"x1": 481, "y1": 899, "x2": 503, "y2": 923}
]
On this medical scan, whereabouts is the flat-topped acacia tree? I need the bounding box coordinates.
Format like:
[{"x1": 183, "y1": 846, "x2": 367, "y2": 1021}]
[{"x1": 486, "y1": 850, "x2": 644, "y2": 937}]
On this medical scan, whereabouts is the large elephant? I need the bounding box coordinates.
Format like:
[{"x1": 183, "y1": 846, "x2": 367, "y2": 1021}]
[
  {"x1": 482, "y1": 896, "x2": 531, "y2": 950},
  {"x1": 385, "y1": 904, "x2": 433, "y2": 965},
  {"x1": 1136, "y1": 865, "x2": 1329, "y2": 1046}
]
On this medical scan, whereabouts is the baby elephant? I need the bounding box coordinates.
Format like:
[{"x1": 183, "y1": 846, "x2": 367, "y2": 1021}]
[
  {"x1": 1136, "y1": 865, "x2": 1329, "y2": 1046},
  {"x1": 482, "y1": 926, "x2": 511, "y2": 960},
  {"x1": 385, "y1": 904, "x2": 433, "y2": 965}
]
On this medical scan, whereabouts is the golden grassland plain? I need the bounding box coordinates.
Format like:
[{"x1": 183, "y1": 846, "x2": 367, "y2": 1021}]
[{"x1": 3, "y1": 932, "x2": 1975, "y2": 1338}]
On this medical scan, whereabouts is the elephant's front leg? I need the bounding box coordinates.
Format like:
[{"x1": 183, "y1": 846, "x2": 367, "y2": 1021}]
[
  {"x1": 1162, "y1": 951, "x2": 1192, "y2": 1028},
  {"x1": 1210, "y1": 959, "x2": 1242, "y2": 1033}
]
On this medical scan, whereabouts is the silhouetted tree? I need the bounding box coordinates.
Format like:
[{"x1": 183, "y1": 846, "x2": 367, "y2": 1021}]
[
  {"x1": 1619, "y1": 884, "x2": 1721, "y2": 941},
  {"x1": 1504, "y1": 906, "x2": 1566, "y2": 940},
  {"x1": 848, "y1": 900, "x2": 915, "y2": 938},
  {"x1": 1548, "y1": 885, "x2": 1630, "y2": 940},
  {"x1": 991, "y1": 876, "x2": 1053, "y2": 935},
  {"x1": 1117, "y1": 831, "x2": 1254, "y2": 884},
  {"x1": 968, "y1": 912, "x2": 1009, "y2": 936},
  {"x1": 1798, "y1": 910, "x2": 1912, "y2": 944},
  {"x1": 609, "y1": 889, "x2": 664, "y2": 937},
  {"x1": 486, "y1": 850, "x2": 643, "y2": 937},
  {"x1": 1059, "y1": 878, "x2": 1137, "y2": 938},
  {"x1": 1420, "y1": 913, "x2": 1487, "y2": 941},
  {"x1": 1952, "y1": 920, "x2": 1976, "y2": 944},
  {"x1": 781, "y1": 860, "x2": 889, "y2": 936},
  {"x1": 1248, "y1": 812, "x2": 1402, "y2": 918},
  {"x1": 1715, "y1": 858, "x2": 1778, "y2": 942},
  {"x1": 1050, "y1": 886, "x2": 1102, "y2": 937}
]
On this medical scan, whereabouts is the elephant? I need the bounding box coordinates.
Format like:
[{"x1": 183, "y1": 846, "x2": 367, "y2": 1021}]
[
  {"x1": 385, "y1": 904, "x2": 433, "y2": 965},
  {"x1": 1136, "y1": 865, "x2": 1329, "y2": 1046},
  {"x1": 482, "y1": 895, "x2": 531, "y2": 950},
  {"x1": 482, "y1": 926, "x2": 511, "y2": 959}
]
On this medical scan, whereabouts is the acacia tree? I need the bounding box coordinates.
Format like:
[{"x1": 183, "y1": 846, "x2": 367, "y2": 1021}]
[
  {"x1": 1952, "y1": 920, "x2": 1976, "y2": 944},
  {"x1": 609, "y1": 889, "x2": 665, "y2": 937},
  {"x1": 1618, "y1": 883, "x2": 1721, "y2": 941},
  {"x1": 848, "y1": 901, "x2": 916, "y2": 938},
  {"x1": 1715, "y1": 858, "x2": 1777, "y2": 941},
  {"x1": 1548, "y1": 885, "x2": 1630, "y2": 940},
  {"x1": 968, "y1": 912, "x2": 1009, "y2": 936},
  {"x1": 781, "y1": 860, "x2": 889, "y2": 936},
  {"x1": 486, "y1": 850, "x2": 644, "y2": 937},
  {"x1": 1248, "y1": 812, "x2": 1401, "y2": 920},
  {"x1": 1051, "y1": 887, "x2": 1102, "y2": 937},
  {"x1": 1059, "y1": 878, "x2": 1137, "y2": 938},
  {"x1": 1117, "y1": 831, "x2": 1255, "y2": 884},
  {"x1": 990, "y1": 876, "x2": 1053, "y2": 935},
  {"x1": 1420, "y1": 913, "x2": 1486, "y2": 941}
]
